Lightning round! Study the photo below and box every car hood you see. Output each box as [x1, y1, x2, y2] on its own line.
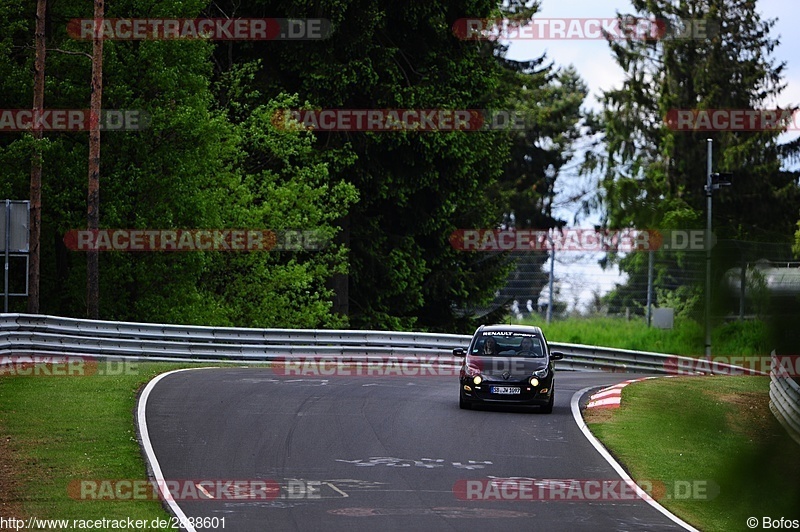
[466, 355, 548, 379]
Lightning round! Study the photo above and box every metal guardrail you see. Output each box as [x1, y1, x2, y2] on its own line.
[2, 313, 797, 443]
[769, 353, 800, 446]
[0, 313, 751, 373]
[0, 314, 469, 363]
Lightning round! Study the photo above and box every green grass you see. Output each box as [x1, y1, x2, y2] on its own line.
[0, 362, 203, 526]
[586, 376, 800, 531]
[520, 316, 770, 357]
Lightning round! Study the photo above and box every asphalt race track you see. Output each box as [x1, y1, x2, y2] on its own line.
[140, 368, 689, 531]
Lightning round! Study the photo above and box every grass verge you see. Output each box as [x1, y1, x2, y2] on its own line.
[585, 375, 800, 531]
[0, 361, 206, 526]
[521, 316, 770, 357]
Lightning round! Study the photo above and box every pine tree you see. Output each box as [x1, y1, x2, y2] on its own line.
[585, 0, 800, 314]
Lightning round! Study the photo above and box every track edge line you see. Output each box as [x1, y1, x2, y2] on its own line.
[570, 385, 700, 532]
[136, 368, 203, 532]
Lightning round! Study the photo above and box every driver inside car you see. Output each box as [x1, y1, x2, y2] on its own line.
[518, 337, 542, 357]
[482, 337, 498, 355]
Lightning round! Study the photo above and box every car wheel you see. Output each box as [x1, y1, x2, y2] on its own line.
[540, 389, 554, 414]
[459, 393, 471, 410]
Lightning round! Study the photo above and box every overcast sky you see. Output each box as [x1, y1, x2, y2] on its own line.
[507, 0, 798, 112]
[503, 0, 797, 313]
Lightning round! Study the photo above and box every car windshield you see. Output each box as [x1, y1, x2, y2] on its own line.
[471, 333, 545, 358]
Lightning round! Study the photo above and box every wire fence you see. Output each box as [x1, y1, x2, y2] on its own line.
[467, 239, 798, 322]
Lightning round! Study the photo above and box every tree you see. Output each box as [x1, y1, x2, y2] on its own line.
[205, 0, 588, 332]
[28, 0, 46, 314]
[489, 56, 587, 314]
[86, 0, 104, 319]
[1, 0, 587, 330]
[0, 0, 356, 326]
[585, 0, 800, 313]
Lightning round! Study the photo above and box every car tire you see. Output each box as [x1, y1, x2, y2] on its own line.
[459, 394, 471, 410]
[540, 389, 554, 414]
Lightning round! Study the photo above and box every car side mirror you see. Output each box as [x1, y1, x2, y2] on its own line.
[453, 348, 466, 357]
[549, 351, 564, 360]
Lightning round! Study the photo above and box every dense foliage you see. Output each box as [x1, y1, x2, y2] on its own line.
[1, 0, 586, 331]
[6, 0, 794, 332]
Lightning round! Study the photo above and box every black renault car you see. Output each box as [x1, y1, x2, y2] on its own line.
[454, 324, 564, 413]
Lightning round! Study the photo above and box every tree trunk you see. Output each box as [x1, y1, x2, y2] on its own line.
[87, 0, 103, 319]
[27, 0, 47, 314]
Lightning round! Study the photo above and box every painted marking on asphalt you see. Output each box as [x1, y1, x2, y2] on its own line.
[196, 483, 214, 499]
[325, 482, 350, 498]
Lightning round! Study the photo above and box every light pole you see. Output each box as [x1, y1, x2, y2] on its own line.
[705, 139, 712, 357]
[545, 166, 556, 324]
[704, 139, 731, 357]
[646, 249, 654, 327]
[547, 231, 554, 324]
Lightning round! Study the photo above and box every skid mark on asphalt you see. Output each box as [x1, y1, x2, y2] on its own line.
[335, 457, 493, 469]
[328, 507, 533, 518]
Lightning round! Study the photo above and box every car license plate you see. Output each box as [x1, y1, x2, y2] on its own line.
[491, 386, 521, 395]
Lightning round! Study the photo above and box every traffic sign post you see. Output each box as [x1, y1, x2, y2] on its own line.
[1, 200, 30, 312]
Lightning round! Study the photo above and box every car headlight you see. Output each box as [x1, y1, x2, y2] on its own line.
[473, 375, 482, 385]
[529, 376, 539, 387]
[534, 368, 548, 378]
